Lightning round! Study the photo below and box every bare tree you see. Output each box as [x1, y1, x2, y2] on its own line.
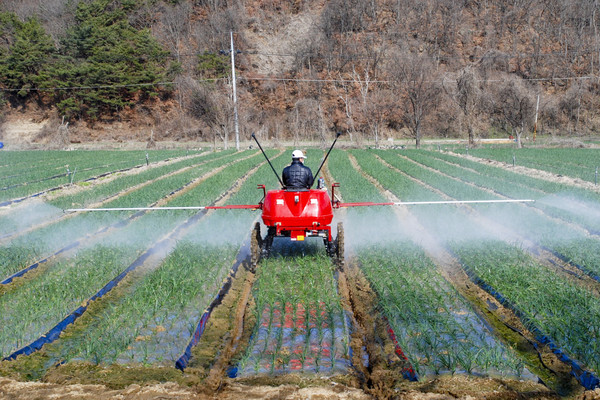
[321, 0, 370, 38]
[366, 88, 392, 148]
[560, 80, 587, 135]
[189, 84, 232, 149]
[444, 66, 481, 146]
[335, 74, 359, 143]
[158, 2, 192, 64]
[292, 21, 324, 73]
[293, 98, 322, 145]
[391, 52, 441, 148]
[195, 0, 229, 13]
[2, 0, 76, 44]
[194, 6, 245, 52]
[351, 66, 376, 145]
[496, 78, 535, 148]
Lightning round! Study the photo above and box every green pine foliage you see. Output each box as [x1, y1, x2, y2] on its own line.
[0, 1, 172, 120]
[197, 52, 229, 79]
[0, 13, 57, 98]
[54, 0, 170, 119]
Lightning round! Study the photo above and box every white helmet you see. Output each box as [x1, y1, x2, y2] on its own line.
[292, 150, 306, 159]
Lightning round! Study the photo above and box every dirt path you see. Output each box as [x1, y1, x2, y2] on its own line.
[1, 375, 377, 399]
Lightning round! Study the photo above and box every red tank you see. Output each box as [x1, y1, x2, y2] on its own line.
[261, 188, 334, 241]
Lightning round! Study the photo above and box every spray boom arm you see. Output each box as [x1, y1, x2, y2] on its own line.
[65, 204, 261, 212]
[334, 199, 535, 208]
[329, 182, 533, 208]
[65, 198, 534, 213]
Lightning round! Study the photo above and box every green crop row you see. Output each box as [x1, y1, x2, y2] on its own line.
[358, 243, 530, 378]
[1, 150, 266, 362]
[48, 150, 237, 210]
[424, 151, 566, 193]
[0, 151, 261, 279]
[349, 150, 439, 202]
[237, 247, 349, 375]
[0, 208, 204, 359]
[51, 240, 237, 366]
[0, 150, 190, 176]
[1, 149, 194, 183]
[409, 150, 600, 233]
[0, 244, 133, 358]
[359, 150, 600, 279]
[0, 150, 197, 201]
[374, 151, 497, 202]
[0, 150, 237, 238]
[453, 241, 600, 376]
[328, 149, 386, 203]
[462, 148, 600, 184]
[352, 150, 600, 372]
[37, 150, 279, 367]
[328, 150, 532, 378]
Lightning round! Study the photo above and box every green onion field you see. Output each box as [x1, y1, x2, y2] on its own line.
[1, 147, 599, 398]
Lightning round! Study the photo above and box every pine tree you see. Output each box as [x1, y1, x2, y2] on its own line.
[0, 13, 57, 99]
[55, 0, 170, 119]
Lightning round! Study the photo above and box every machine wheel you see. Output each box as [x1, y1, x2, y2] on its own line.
[250, 222, 262, 272]
[335, 222, 344, 265]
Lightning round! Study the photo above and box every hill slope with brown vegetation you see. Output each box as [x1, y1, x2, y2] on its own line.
[1, 0, 599, 148]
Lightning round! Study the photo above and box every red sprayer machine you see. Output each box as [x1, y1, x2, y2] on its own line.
[66, 133, 534, 268]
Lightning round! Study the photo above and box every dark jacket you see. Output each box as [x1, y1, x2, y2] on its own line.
[282, 160, 314, 189]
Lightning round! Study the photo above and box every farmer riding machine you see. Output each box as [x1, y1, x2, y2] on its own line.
[248, 133, 345, 268]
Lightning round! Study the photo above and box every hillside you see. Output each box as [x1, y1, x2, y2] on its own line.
[1, 0, 600, 148]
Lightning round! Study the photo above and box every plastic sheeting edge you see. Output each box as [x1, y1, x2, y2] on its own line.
[175, 247, 246, 371]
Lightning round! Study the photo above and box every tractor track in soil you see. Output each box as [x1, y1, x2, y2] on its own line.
[391, 153, 600, 296]
[0, 151, 262, 288]
[0, 151, 237, 244]
[174, 246, 369, 397]
[346, 154, 580, 397]
[322, 161, 406, 399]
[174, 157, 373, 398]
